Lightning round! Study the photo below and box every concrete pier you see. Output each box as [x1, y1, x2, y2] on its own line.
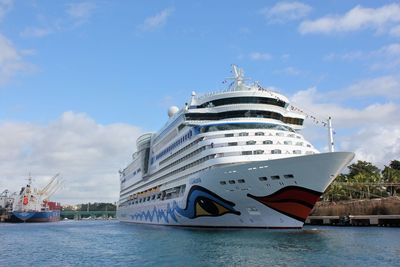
[306, 215, 400, 227]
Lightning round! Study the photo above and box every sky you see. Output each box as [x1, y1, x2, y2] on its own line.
[0, 1, 399, 204]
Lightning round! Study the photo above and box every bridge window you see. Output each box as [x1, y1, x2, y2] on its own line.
[186, 110, 303, 125]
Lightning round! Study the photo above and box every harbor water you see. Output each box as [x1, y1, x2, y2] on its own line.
[0, 220, 399, 266]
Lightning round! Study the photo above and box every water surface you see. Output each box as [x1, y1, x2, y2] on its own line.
[0, 220, 398, 266]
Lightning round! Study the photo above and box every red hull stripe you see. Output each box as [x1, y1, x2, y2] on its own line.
[247, 186, 322, 222]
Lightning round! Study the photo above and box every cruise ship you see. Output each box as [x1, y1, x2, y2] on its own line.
[117, 66, 354, 228]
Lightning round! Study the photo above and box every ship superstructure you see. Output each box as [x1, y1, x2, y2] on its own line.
[117, 66, 354, 228]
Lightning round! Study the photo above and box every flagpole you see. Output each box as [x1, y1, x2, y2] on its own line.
[328, 117, 335, 152]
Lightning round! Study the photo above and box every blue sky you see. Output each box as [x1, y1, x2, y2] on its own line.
[1, 1, 399, 203]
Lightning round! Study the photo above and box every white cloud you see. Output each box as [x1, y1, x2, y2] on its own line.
[0, 33, 33, 85]
[391, 25, 400, 37]
[276, 66, 301, 76]
[20, 27, 52, 38]
[138, 7, 174, 32]
[341, 126, 400, 166]
[66, 2, 96, 25]
[0, 112, 143, 204]
[249, 52, 272, 61]
[345, 76, 400, 98]
[299, 4, 400, 35]
[324, 43, 400, 71]
[290, 81, 400, 167]
[261, 1, 312, 23]
[0, 0, 13, 21]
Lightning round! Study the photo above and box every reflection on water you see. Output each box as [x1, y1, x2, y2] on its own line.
[0, 221, 399, 266]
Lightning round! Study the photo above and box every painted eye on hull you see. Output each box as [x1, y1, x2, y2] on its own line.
[195, 197, 230, 217]
[176, 185, 240, 219]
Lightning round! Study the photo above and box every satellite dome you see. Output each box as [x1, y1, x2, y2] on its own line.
[168, 106, 179, 117]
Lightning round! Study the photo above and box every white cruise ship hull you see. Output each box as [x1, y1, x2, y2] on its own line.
[117, 152, 354, 228]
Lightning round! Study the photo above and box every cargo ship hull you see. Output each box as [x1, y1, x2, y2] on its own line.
[11, 210, 60, 223]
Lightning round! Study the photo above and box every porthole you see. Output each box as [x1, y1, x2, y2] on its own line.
[259, 176, 268, 181]
[284, 174, 294, 179]
[220, 181, 227, 185]
[238, 179, 245, 184]
[271, 175, 280, 180]
[228, 180, 236, 184]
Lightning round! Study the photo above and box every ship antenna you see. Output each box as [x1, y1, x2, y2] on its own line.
[227, 64, 250, 91]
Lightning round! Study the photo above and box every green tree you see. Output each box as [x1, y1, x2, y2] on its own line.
[382, 160, 400, 196]
[389, 160, 400, 170]
[348, 160, 381, 180]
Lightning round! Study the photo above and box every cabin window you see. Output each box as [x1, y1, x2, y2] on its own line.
[254, 150, 264, 155]
[284, 174, 294, 179]
[220, 181, 226, 185]
[246, 140, 256, 145]
[271, 149, 282, 154]
[238, 179, 245, 183]
[242, 151, 252, 155]
[263, 140, 273, 145]
[228, 180, 236, 184]
[271, 175, 280, 180]
[239, 132, 249, 136]
[259, 177, 267, 181]
[255, 132, 264, 136]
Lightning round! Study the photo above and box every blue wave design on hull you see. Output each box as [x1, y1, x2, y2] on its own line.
[130, 203, 178, 223]
[128, 186, 240, 223]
